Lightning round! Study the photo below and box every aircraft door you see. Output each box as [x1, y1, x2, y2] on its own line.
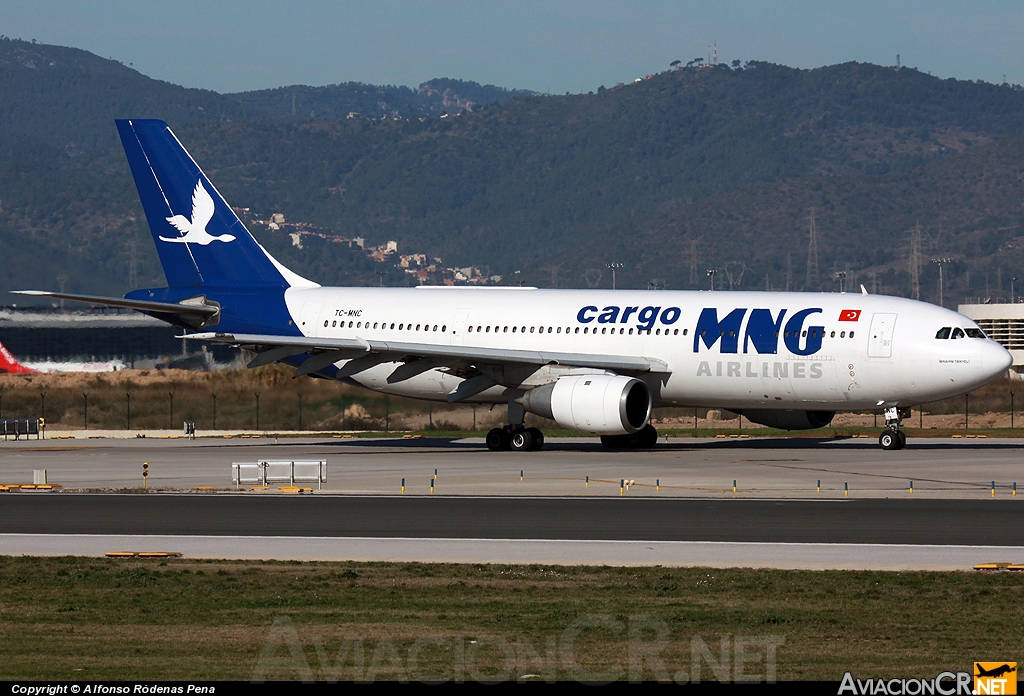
[297, 301, 323, 336]
[452, 309, 471, 346]
[867, 313, 897, 358]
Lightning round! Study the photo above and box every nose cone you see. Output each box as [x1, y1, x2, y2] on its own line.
[983, 340, 1014, 380]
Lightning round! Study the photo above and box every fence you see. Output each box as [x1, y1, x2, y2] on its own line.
[1, 418, 43, 441]
[232, 460, 327, 489]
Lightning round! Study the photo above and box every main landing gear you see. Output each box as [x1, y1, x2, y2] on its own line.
[878, 406, 909, 451]
[487, 393, 546, 451]
[600, 424, 659, 449]
[486, 425, 545, 452]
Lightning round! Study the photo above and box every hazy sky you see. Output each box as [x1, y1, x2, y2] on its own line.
[2, 1, 1022, 93]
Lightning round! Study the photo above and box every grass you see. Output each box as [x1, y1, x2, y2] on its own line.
[0, 557, 1020, 681]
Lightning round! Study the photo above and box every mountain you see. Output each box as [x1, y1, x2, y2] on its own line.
[0, 38, 249, 151]
[229, 78, 536, 120]
[3, 38, 1024, 307]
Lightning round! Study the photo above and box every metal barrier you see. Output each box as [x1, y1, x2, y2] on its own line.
[1, 418, 43, 441]
[232, 460, 327, 489]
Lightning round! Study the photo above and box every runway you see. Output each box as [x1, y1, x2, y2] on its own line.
[2, 435, 1024, 498]
[2, 495, 1022, 544]
[1, 436, 1022, 569]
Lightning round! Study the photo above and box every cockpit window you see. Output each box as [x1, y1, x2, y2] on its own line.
[965, 328, 986, 339]
[951, 327, 965, 339]
[935, 327, 951, 339]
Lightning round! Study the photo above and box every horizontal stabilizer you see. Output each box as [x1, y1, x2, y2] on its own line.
[11, 291, 219, 317]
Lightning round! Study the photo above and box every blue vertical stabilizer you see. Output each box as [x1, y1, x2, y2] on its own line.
[116, 119, 313, 290]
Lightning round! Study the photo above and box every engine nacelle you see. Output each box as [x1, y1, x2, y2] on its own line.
[740, 409, 835, 431]
[521, 374, 652, 435]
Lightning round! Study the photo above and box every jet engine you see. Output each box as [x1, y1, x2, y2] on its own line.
[521, 374, 652, 435]
[740, 409, 835, 430]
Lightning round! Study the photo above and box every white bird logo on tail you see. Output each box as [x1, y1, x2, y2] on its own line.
[160, 180, 236, 245]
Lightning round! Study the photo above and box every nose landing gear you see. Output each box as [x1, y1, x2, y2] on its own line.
[878, 406, 910, 450]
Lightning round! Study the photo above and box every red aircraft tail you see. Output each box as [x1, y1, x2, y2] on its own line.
[0, 341, 35, 374]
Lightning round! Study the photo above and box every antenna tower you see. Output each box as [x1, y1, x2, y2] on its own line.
[909, 222, 921, 300]
[805, 209, 819, 288]
[688, 238, 700, 287]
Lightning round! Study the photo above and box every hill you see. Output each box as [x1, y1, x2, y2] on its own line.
[229, 78, 536, 120]
[3, 39, 1024, 307]
[0, 38, 249, 151]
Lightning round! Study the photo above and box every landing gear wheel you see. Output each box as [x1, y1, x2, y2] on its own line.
[601, 434, 626, 449]
[601, 424, 659, 449]
[896, 430, 907, 450]
[509, 429, 534, 452]
[526, 427, 545, 451]
[486, 427, 509, 452]
[879, 430, 900, 451]
[636, 424, 658, 448]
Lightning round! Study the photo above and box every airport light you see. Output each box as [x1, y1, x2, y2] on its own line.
[931, 258, 952, 308]
[375, 270, 388, 287]
[1012, 277, 1018, 303]
[707, 269, 717, 291]
[835, 271, 847, 293]
[605, 262, 624, 290]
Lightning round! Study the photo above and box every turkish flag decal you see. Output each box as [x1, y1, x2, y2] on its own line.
[839, 309, 862, 322]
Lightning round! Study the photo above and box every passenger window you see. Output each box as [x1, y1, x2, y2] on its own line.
[530, 327, 535, 333]
[433, 325, 438, 331]
[673, 329, 679, 335]
[935, 327, 951, 339]
[683, 329, 688, 336]
[442, 325, 446, 332]
[575, 327, 580, 334]
[601, 327, 607, 334]
[951, 328, 965, 339]
[485, 326, 490, 333]
[840, 331, 845, 338]
[584, 327, 588, 334]
[849, 331, 854, 338]
[504, 326, 508, 333]
[332, 320, 337, 327]
[830, 331, 835, 338]
[324, 320, 328, 327]
[557, 327, 562, 333]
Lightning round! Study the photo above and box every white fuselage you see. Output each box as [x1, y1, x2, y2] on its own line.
[283, 287, 1012, 410]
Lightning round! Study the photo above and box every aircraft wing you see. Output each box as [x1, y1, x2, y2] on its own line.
[186, 331, 668, 373]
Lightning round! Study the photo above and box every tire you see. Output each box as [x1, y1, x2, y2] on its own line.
[509, 429, 534, 452]
[601, 434, 627, 449]
[486, 427, 509, 451]
[526, 427, 544, 451]
[636, 424, 658, 448]
[879, 430, 899, 450]
[896, 430, 907, 450]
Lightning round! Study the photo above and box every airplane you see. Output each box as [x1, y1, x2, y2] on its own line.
[0, 341, 35, 374]
[13, 119, 1014, 451]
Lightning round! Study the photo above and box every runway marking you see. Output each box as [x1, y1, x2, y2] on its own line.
[2, 532, 1021, 550]
[739, 461, 993, 488]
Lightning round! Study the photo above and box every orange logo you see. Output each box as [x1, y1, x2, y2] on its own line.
[975, 663, 1017, 695]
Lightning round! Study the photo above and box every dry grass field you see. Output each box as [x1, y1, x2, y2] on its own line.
[0, 557, 1020, 682]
